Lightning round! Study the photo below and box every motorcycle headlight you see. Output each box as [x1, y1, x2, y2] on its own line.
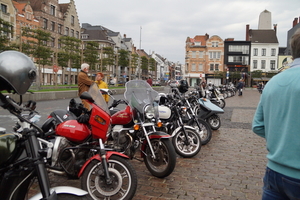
[144, 105, 155, 119]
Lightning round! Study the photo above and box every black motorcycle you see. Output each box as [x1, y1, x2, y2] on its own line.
[0, 94, 87, 200]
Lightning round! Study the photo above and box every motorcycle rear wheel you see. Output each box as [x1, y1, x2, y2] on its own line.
[81, 155, 137, 200]
[144, 138, 176, 178]
[172, 127, 201, 158]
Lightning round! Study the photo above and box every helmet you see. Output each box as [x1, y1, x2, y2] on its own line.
[178, 79, 189, 93]
[0, 51, 36, 95]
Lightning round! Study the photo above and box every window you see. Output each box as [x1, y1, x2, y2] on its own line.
[229, 45, 249, 54]
[50, 37, 55, 47]
[198, 64, 203, 71]
[270, 60, 275, 70]
[71, 15, 75, 25]
[58, 24, 62, 34]
[199, 51, 203, 58]
[58, 39, 61, 48]
[51, 21, 55, 31]
[71, 29, 74, 37]
[215, 64, 219, 71]
[50, 5, 55, 16]
[191, 63, 196, 71]
[261, 60, 266, 69]
[271, 48, 276, 56]
[212, 42, 218, 47]
[76, 31, 79, 39]
[1, 4, 7, 13]
[43, 18, 48, 29]
[65, 27, 69, 36]
[192, 51, 196, 58]
[262, 48, 266, 56]
[210, 64, 214, 71]
[253, 60, 257, 69]
[194, 42, 201, 46]
[253, 48, 258, 56]
[209, 51, 221, 59]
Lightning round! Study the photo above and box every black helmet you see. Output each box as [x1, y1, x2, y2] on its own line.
[178, 79, 189, 93]
[0, 51, 36, 95]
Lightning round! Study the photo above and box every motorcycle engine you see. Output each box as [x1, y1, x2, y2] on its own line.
[111, 125, 131, 152]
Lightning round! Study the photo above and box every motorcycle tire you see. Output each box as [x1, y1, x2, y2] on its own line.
[144, 138, 176, 178]
[207, 114, 221, 130]
[218, 99, 226, 109]
[57, 193, 88, 199]
[172, 127, 201, 158]
[187, 118, 212, 145]
[81, 155, 137, 200]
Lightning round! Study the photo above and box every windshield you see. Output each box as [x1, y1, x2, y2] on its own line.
[88, 83, 110, 114]
[124, 80, 159, 114]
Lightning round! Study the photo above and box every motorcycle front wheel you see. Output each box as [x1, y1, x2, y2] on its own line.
[218, 99, 226, 109]
[81, 155, 137, 200]
[188, 118, 212, 145]
[144, 138, 176, 178]
[172, 127, 201, 158]
[207, 114, 221, 130]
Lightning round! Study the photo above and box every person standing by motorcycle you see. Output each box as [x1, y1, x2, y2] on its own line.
[252, 28, 300, 200]
[147, 77, 153, 86]
[236, 79, 244, 96]
[78, 63, 94, 110]
[95, 72, 109, 103]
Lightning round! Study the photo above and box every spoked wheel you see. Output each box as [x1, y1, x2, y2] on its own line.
[188, 118, 212, 145]
[207, 114, 221, 130]
[81, 155, 137, 200]
[172, 127, 201, 158]
[144, 138, 176, 178]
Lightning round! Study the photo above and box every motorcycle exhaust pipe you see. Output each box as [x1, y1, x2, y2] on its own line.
[47, 168, 66, 176]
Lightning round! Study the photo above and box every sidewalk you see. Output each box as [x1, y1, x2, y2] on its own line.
[30, 89, 266, 200]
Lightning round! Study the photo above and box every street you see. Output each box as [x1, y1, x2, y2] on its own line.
[0, 88, 267, 200]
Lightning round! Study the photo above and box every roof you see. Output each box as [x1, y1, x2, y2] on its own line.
[59, 3, 69, 13]
[249, 29, 278, 43]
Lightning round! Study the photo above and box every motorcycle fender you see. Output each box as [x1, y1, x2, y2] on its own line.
[171, 126, 196, 137]
[77, 151, 130, 177]
[29, 186, 88, 200]
[141, 131, 172, 158]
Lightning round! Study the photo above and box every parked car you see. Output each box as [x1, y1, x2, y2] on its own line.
[169, 80, 179, 88]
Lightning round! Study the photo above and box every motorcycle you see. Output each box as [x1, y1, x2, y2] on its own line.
[0, 93, 88, 200]
[171, 88, 213, 145]
[188, 91, 224, 130]
[207, 85, 226, 109]
[42, 83, 138, 200]
[157, 93, 201, 158]
[105, 80, 177, 178]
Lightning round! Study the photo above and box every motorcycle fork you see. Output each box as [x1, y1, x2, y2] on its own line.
[185, 100, 203, 133]
[175, 107, 190, 145]
[98, 138, 112, 184]
[141, 123, 158, 160]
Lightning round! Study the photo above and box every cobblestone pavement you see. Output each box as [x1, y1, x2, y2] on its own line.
[30, 88, 267, 200]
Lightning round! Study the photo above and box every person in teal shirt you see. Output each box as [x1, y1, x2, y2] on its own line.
[252, 28, 300, 200]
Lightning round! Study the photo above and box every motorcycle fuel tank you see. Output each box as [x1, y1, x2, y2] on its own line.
[56, 120, 91, 143]
[0, 133, 17, 166]
[158, 105, 171, 119]
[111, 106, 133, 125]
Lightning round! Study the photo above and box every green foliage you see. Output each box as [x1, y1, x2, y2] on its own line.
[251, 70, 263, 78]
[141, 56, 148, 70]
[83, 41, 99, 70]
[118, 49, 129, 67]
[149, 58, 156, 72]
[130, 54, 139, 69]
[102, 47, 115, 67]
[0, 19, 13, 51]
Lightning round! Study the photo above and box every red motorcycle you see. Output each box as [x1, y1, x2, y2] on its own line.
[42, 83, 137, 200]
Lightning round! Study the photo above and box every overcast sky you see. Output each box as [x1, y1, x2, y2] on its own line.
[60, 0, 300, 64]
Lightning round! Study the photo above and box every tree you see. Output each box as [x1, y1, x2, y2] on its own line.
[130, 53, 139, 80]
[141, 56, 148, 78]
[251, 70, 263, 78]
[0, 18, 13, 51]
[148, 58, 156, 78]
[118, 49, 129, 67]
[59, 36, 81, 85]
[83, 41, 99, 71]
[101, 47, 115, 76]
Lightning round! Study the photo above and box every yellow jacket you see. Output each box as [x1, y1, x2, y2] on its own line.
[95, 80, 109, 103]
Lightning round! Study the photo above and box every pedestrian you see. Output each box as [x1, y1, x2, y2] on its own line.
[252, 28, 300, 200]
[95, 72, 109, 103]
[77, 63, 94, 110]
[147, 77, 153, 86]
[236, 79, 244, 96]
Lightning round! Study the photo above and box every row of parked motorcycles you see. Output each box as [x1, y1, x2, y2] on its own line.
[0, 51, 229, 200]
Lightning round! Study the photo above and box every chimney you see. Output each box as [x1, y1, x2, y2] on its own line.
[246, 24, 250, 41]
[205, 33, 209, 40]
[124, 34, 126, 38]
[293, 17, 298, 27]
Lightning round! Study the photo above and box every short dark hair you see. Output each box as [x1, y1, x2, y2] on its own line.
[290, 28, 300, 59]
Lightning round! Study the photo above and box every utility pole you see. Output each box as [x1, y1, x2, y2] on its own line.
[138, 26, 142, 80]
